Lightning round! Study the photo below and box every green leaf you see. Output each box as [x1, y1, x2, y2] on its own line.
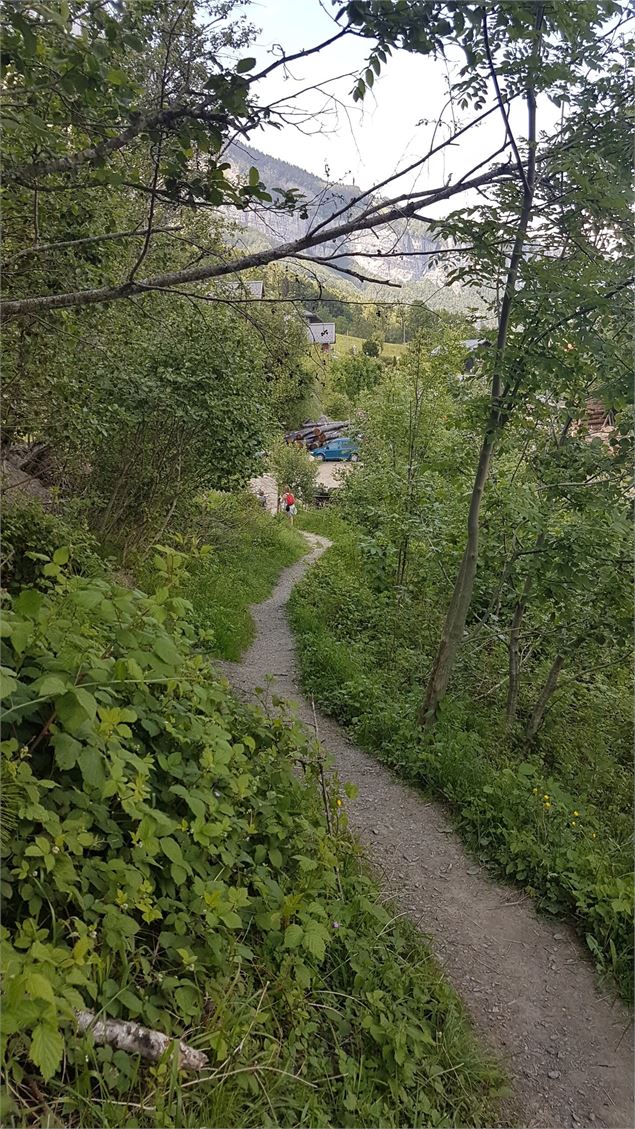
[26, 973, 55, 1004]
[73, 587, 103, 610]
[34, 674, 69, 698]
[171, 863, 188, 885]
[175, 984, 199, 1016]
[268, 847, 282, 868]
[302, 920, 329, 961]
[56, 691, 90, 732]
[283, 923, 303, 949]
[14, 589, 44, 618]
[53, 733, 82, 770]
[161, 837, 184, 864]
[248, 165, 259, 187]
[52, 547, 70, 565]
[74, 688, 97, 720]
[30, 1023, 63, 1080]
[0, 668, 19, 699]
[153, 637, 181, 667]
[235, 57, 256, 73]
[78, 747, 105, 788]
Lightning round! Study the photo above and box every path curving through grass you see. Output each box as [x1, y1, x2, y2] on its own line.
[222, 533, 634, 1129]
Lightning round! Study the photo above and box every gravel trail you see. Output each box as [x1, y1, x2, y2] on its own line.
[222, 534, 634, 1129]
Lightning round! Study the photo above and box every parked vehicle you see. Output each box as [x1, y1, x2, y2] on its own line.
[310, 437, 360, 462]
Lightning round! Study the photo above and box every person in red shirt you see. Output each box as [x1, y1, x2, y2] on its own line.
[280, 487, 297, 524]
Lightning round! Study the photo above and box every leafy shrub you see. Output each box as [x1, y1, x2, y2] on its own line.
[0, 554, 502, 1126]
[290, 545, 635, 1001]
[1, 501, 101, 591]
[267, 436, 318, 503]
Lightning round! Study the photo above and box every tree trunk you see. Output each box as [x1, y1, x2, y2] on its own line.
[418, 430, 495, 725]
[525, 654, 564, 741]
[505, 416, 571, 724]
[506, 596, 524, 725]
[505, 542, 542, 725]
[418, 27, 542, 729]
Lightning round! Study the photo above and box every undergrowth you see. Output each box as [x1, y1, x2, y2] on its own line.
[0, 508, 504, 1127]
[289, 532, 634, 1002]
[150, 492, 306, 661]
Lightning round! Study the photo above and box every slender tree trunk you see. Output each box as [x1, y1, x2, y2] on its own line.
[506, 598, 524, 725]
[525, 654, 564, 741]
[418, 429, 495, 724]
[505, 540, 542, 724]
[419, 24, 542, 729]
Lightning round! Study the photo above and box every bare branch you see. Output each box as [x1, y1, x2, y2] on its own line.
[250, 26, 351, 84]
[4, 227, 183, 265]
[75, 1010, 208, 1072]
[1, 164, 514, 316]
[482, 8, 529, 195]
[290, 253, 402, 287]
[307, 98, 513, 239]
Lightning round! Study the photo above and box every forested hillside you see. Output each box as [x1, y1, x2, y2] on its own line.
[1, 1, 633, 1126]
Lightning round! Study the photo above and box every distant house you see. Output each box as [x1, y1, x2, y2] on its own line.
[431, 338, 489, 375]
[214, 278, 265, 299]
[246, 280, 264, 299]
[585, 399, 615, 436]
[303, 309, 336, 349]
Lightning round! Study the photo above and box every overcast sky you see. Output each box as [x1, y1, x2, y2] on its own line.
[243, 0, 559, 214]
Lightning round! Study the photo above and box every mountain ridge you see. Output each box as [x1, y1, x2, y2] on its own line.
[227, 141, 441, 284]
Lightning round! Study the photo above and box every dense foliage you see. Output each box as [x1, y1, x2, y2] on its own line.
[267, 438, 319, 508]
[1, 0, 633, 1122]
[0, 534, 502, 1127]
[290, 335, 634, 999]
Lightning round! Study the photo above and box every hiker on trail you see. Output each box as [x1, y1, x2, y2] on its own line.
[255, 488, 267, 509]
[280, 487, 297, 525]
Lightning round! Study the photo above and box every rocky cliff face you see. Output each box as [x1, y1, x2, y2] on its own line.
[227, 143, 440, 283]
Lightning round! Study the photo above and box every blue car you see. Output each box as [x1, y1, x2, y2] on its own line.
[311, 437, 360, 462]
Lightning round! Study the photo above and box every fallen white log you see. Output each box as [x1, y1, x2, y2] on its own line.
[75, 1010, 209, 1071]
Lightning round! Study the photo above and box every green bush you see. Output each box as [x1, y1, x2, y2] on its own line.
[290, 544, 635, 1001]
[1, 501, 102, 591]
[1, 553, 503, 1126]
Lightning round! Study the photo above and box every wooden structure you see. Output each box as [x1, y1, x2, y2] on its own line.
[284, 417, 348, 450]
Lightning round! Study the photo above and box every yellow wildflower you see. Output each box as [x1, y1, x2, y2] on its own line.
[336, 799, 342, 807]
[532, 787, 538, 795]
[543, 794, 549, 801]
[544, 802, 552, 809]
[592, 832, 597, 839]
[571, 820, 577, 827]
[573, 810, 579, 817]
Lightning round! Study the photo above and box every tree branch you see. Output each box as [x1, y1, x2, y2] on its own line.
[482, 7, 529, 195]
[4, 226, 183, 264]
[4, 104, 226, 184]
[1, 164, 513, 316]
[290, 253, 402, 287]
[75, 1010, 208, 1071]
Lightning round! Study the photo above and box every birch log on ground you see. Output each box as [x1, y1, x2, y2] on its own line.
[75, 1010, 209, 1071]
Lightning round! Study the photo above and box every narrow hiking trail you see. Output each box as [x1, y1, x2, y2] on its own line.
[222, 534, 634, 1129]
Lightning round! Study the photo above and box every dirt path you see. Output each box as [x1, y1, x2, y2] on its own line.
[222, 534, 634, 1129]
